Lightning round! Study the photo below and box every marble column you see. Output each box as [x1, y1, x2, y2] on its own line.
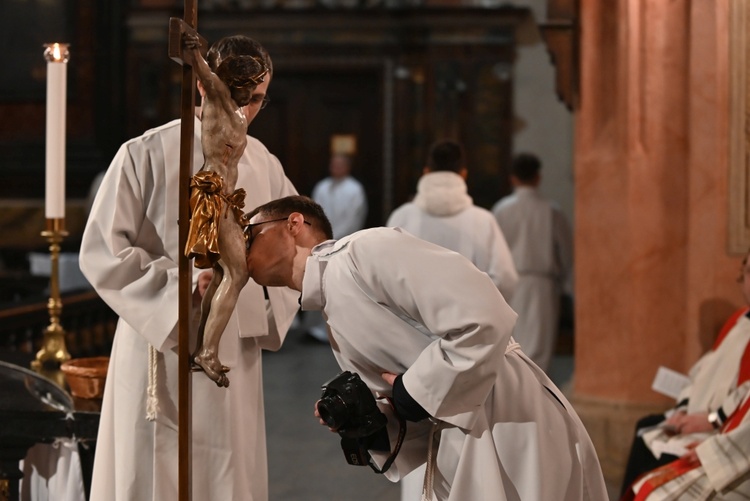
[571, 0, 738, 484]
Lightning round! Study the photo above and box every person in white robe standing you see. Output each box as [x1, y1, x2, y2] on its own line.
[244, 195, 608, 501]
[492, 152, 573, 372]
[305, 152, 368, 342]
[387, 139, 517, 301]
[79, 35, 299, 501]
[387, 139, 517, 499]
[311, 152, 367, 240]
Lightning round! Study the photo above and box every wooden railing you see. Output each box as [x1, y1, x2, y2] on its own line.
[0, 289, 117, 359]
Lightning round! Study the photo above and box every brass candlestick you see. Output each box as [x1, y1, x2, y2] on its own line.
[32, 218, 71, 369]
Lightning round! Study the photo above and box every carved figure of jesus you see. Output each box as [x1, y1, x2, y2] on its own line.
[182, 33, 269, 387]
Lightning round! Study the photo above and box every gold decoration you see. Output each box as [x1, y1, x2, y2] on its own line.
[184, 171, 248, 268]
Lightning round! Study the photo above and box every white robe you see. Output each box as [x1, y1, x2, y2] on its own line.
[311, 175, 367, 238]
[79, 117, 299, 501]
[300, 227, 607, 501]
[492, 186, 573, 371]
[387, 171, 518, 301]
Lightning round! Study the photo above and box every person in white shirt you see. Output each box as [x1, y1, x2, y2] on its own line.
[311, 153, 367, 239]
[304, 153, 368, 342]
[79, 35, 299, 501]
[492, 153, 573, 372]
[244, 195, 608, 501]
[387, 139, 518, 301]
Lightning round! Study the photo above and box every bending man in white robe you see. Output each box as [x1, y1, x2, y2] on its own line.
[80, 36, 299, 501]
[244, 195, 608, 501]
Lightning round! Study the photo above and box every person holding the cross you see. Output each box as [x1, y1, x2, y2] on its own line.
[80, 35, 299, 501]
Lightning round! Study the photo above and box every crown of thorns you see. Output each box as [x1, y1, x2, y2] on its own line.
[216, 55, 269, 90]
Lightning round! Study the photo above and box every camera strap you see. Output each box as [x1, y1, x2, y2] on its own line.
[368, 397, 407, 475]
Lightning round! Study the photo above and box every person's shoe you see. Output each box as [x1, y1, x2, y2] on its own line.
[306, 326, 329, 344]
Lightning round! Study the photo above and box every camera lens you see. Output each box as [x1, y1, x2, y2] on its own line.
[317, 395, 348, 430]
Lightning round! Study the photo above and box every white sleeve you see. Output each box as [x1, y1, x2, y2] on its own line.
[698, 414, 750, 492]
[80, 142, 180, 351]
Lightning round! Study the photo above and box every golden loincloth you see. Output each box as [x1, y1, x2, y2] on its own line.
[184, 170, 249, 269]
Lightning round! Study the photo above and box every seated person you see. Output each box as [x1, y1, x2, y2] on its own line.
[244, 195, 608, 501]
[620, 250, 750, 494]
[621, 381, 750, 500]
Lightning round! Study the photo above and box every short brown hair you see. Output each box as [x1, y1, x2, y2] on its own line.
[247, 196, 334, 241]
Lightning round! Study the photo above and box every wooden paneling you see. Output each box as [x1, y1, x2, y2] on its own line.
[126, 7, 528, 220]
[0, 1, 127, 201]
[540, 0, 579, 111]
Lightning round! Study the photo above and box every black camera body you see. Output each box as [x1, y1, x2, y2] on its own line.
[318, 371, 390, 467]
[318, 371, 388, 438]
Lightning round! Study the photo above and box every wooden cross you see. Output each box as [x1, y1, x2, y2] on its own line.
[168, 10, 207, 501]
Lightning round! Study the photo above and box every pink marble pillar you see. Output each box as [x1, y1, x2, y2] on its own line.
[572, 0, 738, 482]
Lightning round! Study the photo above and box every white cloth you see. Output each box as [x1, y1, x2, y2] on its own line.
[300, 227, 607, 501]
[79, 117, 299, 501]
[20, 439, 85, 501]
[311, 175, 367, 238]
[387, 171, 518, 301]
[492, 186, 573, 371]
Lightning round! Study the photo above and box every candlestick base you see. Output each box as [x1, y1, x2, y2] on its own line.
[32, 322, 71, 371]
[32, 219, 71, 370]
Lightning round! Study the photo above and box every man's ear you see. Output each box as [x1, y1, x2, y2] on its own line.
[288, 212, 306, 236]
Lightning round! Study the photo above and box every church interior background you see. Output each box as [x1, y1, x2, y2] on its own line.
[0, 0, 745, 496]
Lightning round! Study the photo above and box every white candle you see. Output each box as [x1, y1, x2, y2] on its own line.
[44, 43, 70, 219]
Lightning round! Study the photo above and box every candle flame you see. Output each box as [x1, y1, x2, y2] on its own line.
[43, 43, 70, 63]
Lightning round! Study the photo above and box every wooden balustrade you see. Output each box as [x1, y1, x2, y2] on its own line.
[0, 289, 117, 360]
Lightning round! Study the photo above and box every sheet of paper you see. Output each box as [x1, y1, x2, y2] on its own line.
[651, 366, 691, 400]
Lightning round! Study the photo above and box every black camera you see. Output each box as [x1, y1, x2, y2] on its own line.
[318, 371, 390, 468]
[318, 371, 387, 438]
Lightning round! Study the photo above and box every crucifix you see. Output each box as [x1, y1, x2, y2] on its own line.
[167, 8, 206, 500]
[166, 7, 270, 498]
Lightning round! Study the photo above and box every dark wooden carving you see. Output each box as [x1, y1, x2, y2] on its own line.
[124, 7, 529, 218]
[540, 0, 580, 110]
